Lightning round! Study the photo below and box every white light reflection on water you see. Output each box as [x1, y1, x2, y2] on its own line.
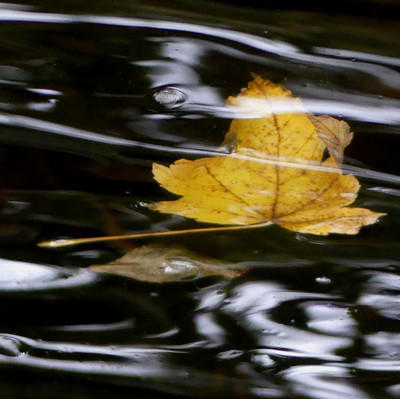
[0, 258, 98, 291]
[369, 187, 400, 197]
[0, 10, 398, 123]
[0, 333, 270, 396]
[4, 110, 399, 187]
[355, 359, 400, 372]
[220, 282, 349, 361]
[0, 333, 183, 377]
[194, 313, 226, 347]
[314, 47, 400, 68]
[364, 331, 400, 358]
[282, 364, 369, 399]
[302, 302, 356, 337]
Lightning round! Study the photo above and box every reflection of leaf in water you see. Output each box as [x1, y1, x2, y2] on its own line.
[91, 244, 241, 282]
[150, 75, 385, 235]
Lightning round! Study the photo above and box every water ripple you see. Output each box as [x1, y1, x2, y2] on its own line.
[0, 258, 97, 291]
[0, 4, 399, 398]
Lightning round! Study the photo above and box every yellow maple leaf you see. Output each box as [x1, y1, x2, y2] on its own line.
[152, 76, 384, 235]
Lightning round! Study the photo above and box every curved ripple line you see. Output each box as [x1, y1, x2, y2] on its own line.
[0, 258, 99, 291]
[0, 111, 224, 157]
[0, 9, 395, 123]
[0, 111, 398, 186]
[0, 10, 295, 56]
[0, 112, 144, 146]
[314, 47, 400, 68]
[1, 10, 399, 86]
[0, 334, 183, 357]
[189, 98, 400, 125]
[0, 334, 255, 395]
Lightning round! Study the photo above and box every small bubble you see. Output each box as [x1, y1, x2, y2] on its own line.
[231, 180, 237, 184]
[315, 276, 332, 285]
[153, 87, 186, 108]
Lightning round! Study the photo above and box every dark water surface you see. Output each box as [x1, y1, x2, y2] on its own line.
[1, 1, 400, 398]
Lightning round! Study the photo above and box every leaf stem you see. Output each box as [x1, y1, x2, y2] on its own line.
[38, 222, 272, 248]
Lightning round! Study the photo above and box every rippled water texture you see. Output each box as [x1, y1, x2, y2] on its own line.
[0, 1, 400, 398]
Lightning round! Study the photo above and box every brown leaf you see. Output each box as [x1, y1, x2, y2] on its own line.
[90, 244, 242, 283]
[308, 114, 353, 165]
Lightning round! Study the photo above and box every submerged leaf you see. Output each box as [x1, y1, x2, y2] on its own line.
[149, 75, 384, 235]
[91, 244, 241, 282]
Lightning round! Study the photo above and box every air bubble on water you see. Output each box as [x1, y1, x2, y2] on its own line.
[163, 260, 198, 275]
[316, 276, 332, 285]
[153, 87, 186, 108]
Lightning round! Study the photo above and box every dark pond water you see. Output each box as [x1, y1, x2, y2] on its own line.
[1, 1, 400, 398]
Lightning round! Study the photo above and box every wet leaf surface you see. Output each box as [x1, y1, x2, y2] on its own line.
[151, 76, 385, 235]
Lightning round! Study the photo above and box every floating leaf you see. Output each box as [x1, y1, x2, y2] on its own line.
[91, 244, 242, 282]
[150, 75, 385, 235]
